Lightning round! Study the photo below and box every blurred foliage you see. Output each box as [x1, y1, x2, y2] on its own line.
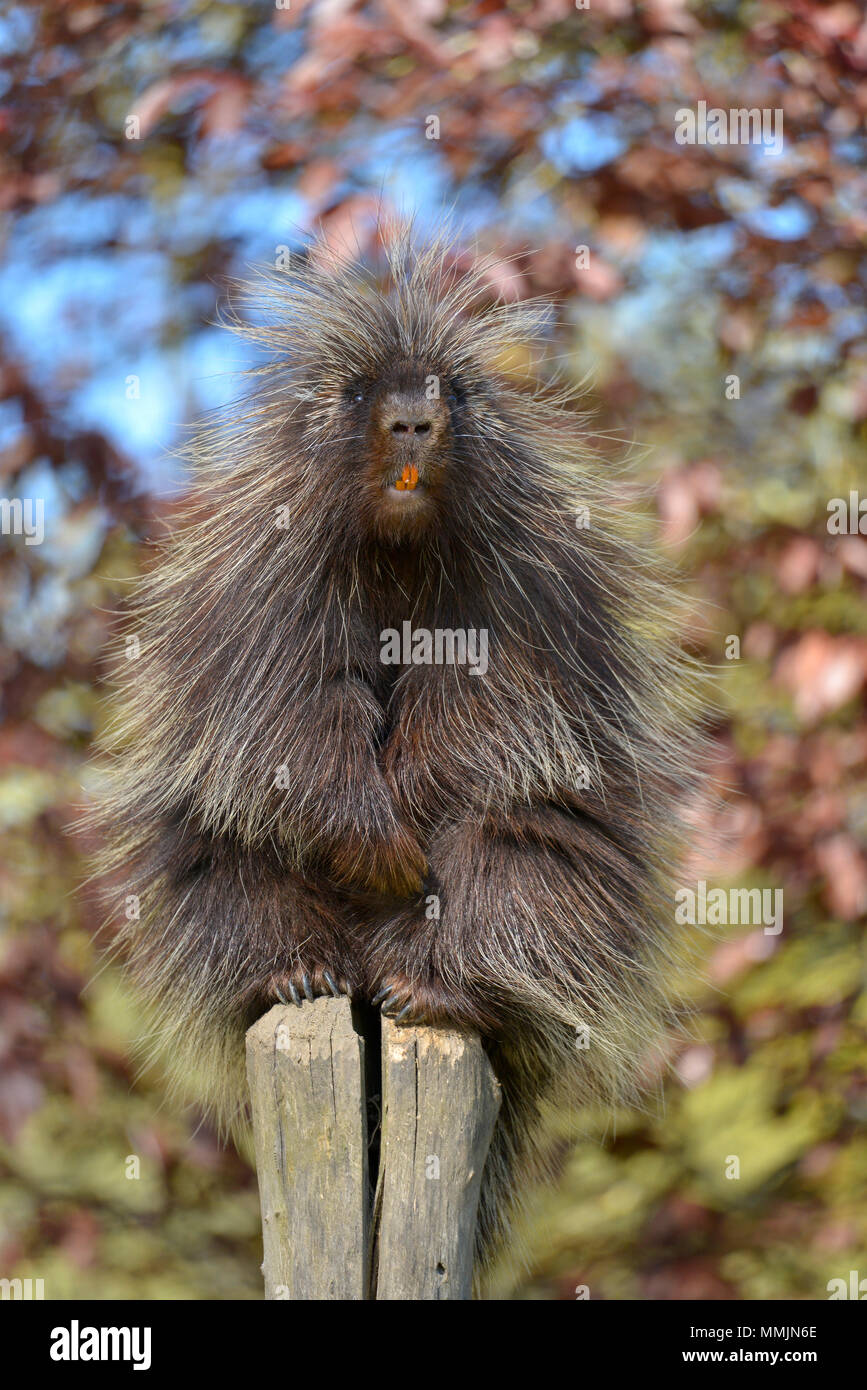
[1, 0, 866, 1300]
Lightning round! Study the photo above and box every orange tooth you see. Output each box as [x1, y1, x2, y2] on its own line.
[395, 464, 418, 492]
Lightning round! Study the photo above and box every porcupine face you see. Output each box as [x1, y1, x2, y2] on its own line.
[251, 237, 520, 549]
[339, 352, 462, 544]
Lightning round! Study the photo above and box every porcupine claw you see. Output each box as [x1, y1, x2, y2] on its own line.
[272, 968, 352, 1007]
[373, 982, 416, 1022]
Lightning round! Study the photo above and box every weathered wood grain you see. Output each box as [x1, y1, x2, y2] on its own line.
[373, 1017, 502, 1301]
[247, 998, 501, 1300]
[245, 998, 369, 1300]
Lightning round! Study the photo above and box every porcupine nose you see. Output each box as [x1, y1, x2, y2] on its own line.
[380, 389, 446, 452]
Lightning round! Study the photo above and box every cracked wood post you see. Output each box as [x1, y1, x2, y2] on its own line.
[373, 1015, 502, 1300]
[246, 996, 501, 1300]
[245, 998, 370, 1300]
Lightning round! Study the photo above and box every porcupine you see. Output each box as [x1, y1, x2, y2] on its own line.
[93, 224, 703, 1274]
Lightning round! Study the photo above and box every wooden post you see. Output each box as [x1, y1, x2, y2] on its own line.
[246, 997, 501, 1300]
[374, 1016, 502, 1300]
[245, 998, 370, 1299]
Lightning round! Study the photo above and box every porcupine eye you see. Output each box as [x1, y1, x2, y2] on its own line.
[344, 381, 366, 406]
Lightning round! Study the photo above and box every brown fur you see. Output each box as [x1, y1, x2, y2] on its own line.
[91, 225, 705, 1272]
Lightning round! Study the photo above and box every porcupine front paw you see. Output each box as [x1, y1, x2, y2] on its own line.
[371, 973, 492, 1030]
[267, 964, 353, 1007]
